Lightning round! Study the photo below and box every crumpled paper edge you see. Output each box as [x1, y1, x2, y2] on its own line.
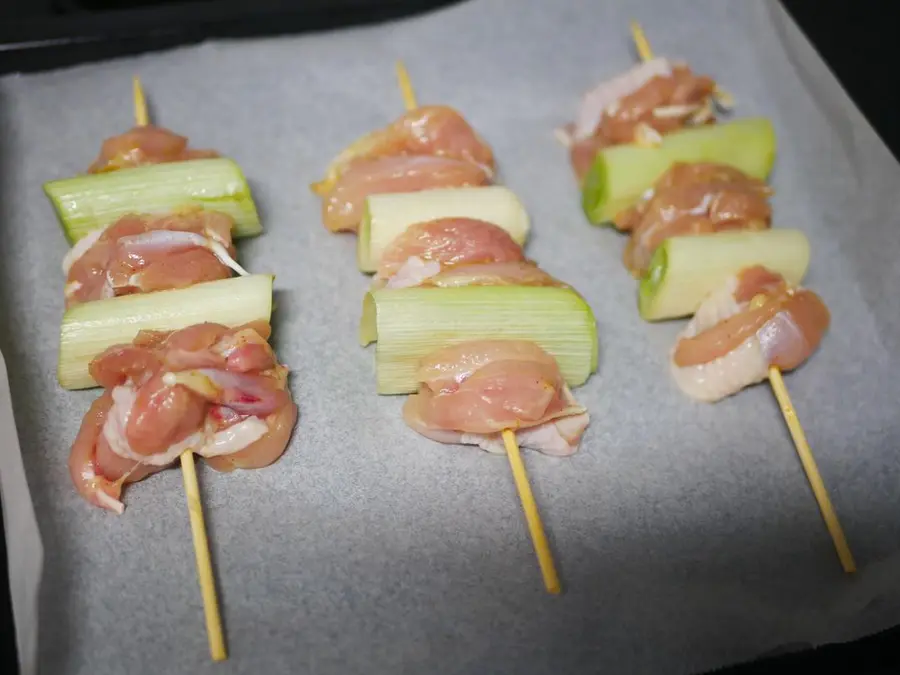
[0, 348, 43, 675]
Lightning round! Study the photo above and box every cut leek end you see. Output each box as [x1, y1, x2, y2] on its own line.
[581, 117, 777, 226]
[637, 245, 668, 321]
[58, 274, 275, 390]
[637, 228, 811, 322]
[359, 292, 377, 346]
[359, 186, 531, 272]
[363, 285, 599, 395]
[581, 158, 616, 227]
[43, 158, 263, 245]
[588, 299, 599, 374]
[357, 207, 377, 274]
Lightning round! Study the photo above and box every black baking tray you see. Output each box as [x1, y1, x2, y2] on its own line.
[0, 0, 466, 75]
[1, 1, 898, 674]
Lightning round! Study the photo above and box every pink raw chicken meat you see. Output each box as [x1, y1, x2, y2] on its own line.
[87, 123, 219, 174]
[403, 340, 590, 456]
[377, 218, 526, 289]
[313, 105, 495, 191]
[670, 266, 830, 402]
[319, 155, 492, 233]
[415, 260, 570, 289]
[559, 58, 721, 183]
[63, 208, 243, 307]
[616, 162, 773, 277]
[69, 321, 298, 514]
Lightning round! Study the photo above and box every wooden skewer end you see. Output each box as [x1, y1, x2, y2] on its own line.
[502, 429, 562, 594]
[766, 367, 856, 574]
[133, 75, 150, 127]
[180, 450, 228, 660]
[395, 60, 419, 112]
[629, 20, 654, 62]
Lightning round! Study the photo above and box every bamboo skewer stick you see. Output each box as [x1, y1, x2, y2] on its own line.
[629, 21, 654, 63]
[629, 21, 732, 107]
[133, 76, 230, 658]
[133, 75, 149, 127]
[768, 368, 855, 572]
[393, 61, 562, 594]
[502, 429, 562, 594]
[395, 60, 419, 112]
[627, 25, 855, 573]
[180, 450, 228, 660]
[749, 295, 855, 574]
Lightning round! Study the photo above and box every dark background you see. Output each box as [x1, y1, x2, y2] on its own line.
[1, 1, 898, 673]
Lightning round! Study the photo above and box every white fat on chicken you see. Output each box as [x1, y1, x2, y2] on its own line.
[102, 384, 269, 466]
[669, 277, 769, 402]
[633, 193, 714, 251]
[64, 226, 248, 293]
[117, 230, 249, 277]
[571, 57, 672, 141]
[80, 462, 126, 515]
[95, 489, 126, 515]
[63, 280, 82, 297]
[416, 411, 590, 457]
[651, 103, 703, 119]
[199, 418, 269, 458]
[384, 256, 442, 289]
[62, 226, 107, 274]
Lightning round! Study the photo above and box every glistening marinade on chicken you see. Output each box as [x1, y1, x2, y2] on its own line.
[63, 208, 246, 307]
[614, 162, 774, 277]
[315, 105, 496, 233]
[87, 123, 220, 174]
[320, 155, 492, 233]
[557, 57, 726, 183]
[670, 266, 830, 402]
[374, 217, 527, 289]
[313, 105, 495, 192]
[69, 321, 298, 514]
[414, 260, 570, 289]
[377, 218, 525, 278]
[403, 340, 590, 456]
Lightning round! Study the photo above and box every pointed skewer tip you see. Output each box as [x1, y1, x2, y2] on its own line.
[395, 60, 418, 111]
[133, 75, 149, 127]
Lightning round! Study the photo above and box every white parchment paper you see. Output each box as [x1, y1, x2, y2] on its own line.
[1, 1, 899, 674]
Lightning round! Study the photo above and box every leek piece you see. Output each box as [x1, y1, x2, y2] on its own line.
[581, 117, 776, 225]
[360, 286, 598, 394]
[43, 158, 262, 244]
[58, 274, 274, 390]
[357, 186, 531, 273]
[638, 229, 811, 322]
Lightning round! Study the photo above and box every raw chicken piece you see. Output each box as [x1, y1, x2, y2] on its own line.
[88, 124, 219, 174]
[205, 402, 299, 472]
[616, 162, 773, 277]
[70, 322, 297, 513]
[69, 392, 160, 515]
[670, 266, 830, 402]
[416, 260, 569, 289]
[403, 340, 590, 456]
[377, 218, 525, 284]
[313, 105, 495, 194]
[64, 209, 243, 307]
[568, 58, 675, 142]
[416, 340, 560, 392]
[559, 59, 722, 183]
[320, 155, 491, 233]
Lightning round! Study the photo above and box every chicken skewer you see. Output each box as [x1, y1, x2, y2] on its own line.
[395, 61, 562, 594]
[629, 24, 855, 574]
[133, 76, 229, 658]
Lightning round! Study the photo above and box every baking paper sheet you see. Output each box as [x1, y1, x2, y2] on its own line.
[2, 1, 900, 673]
